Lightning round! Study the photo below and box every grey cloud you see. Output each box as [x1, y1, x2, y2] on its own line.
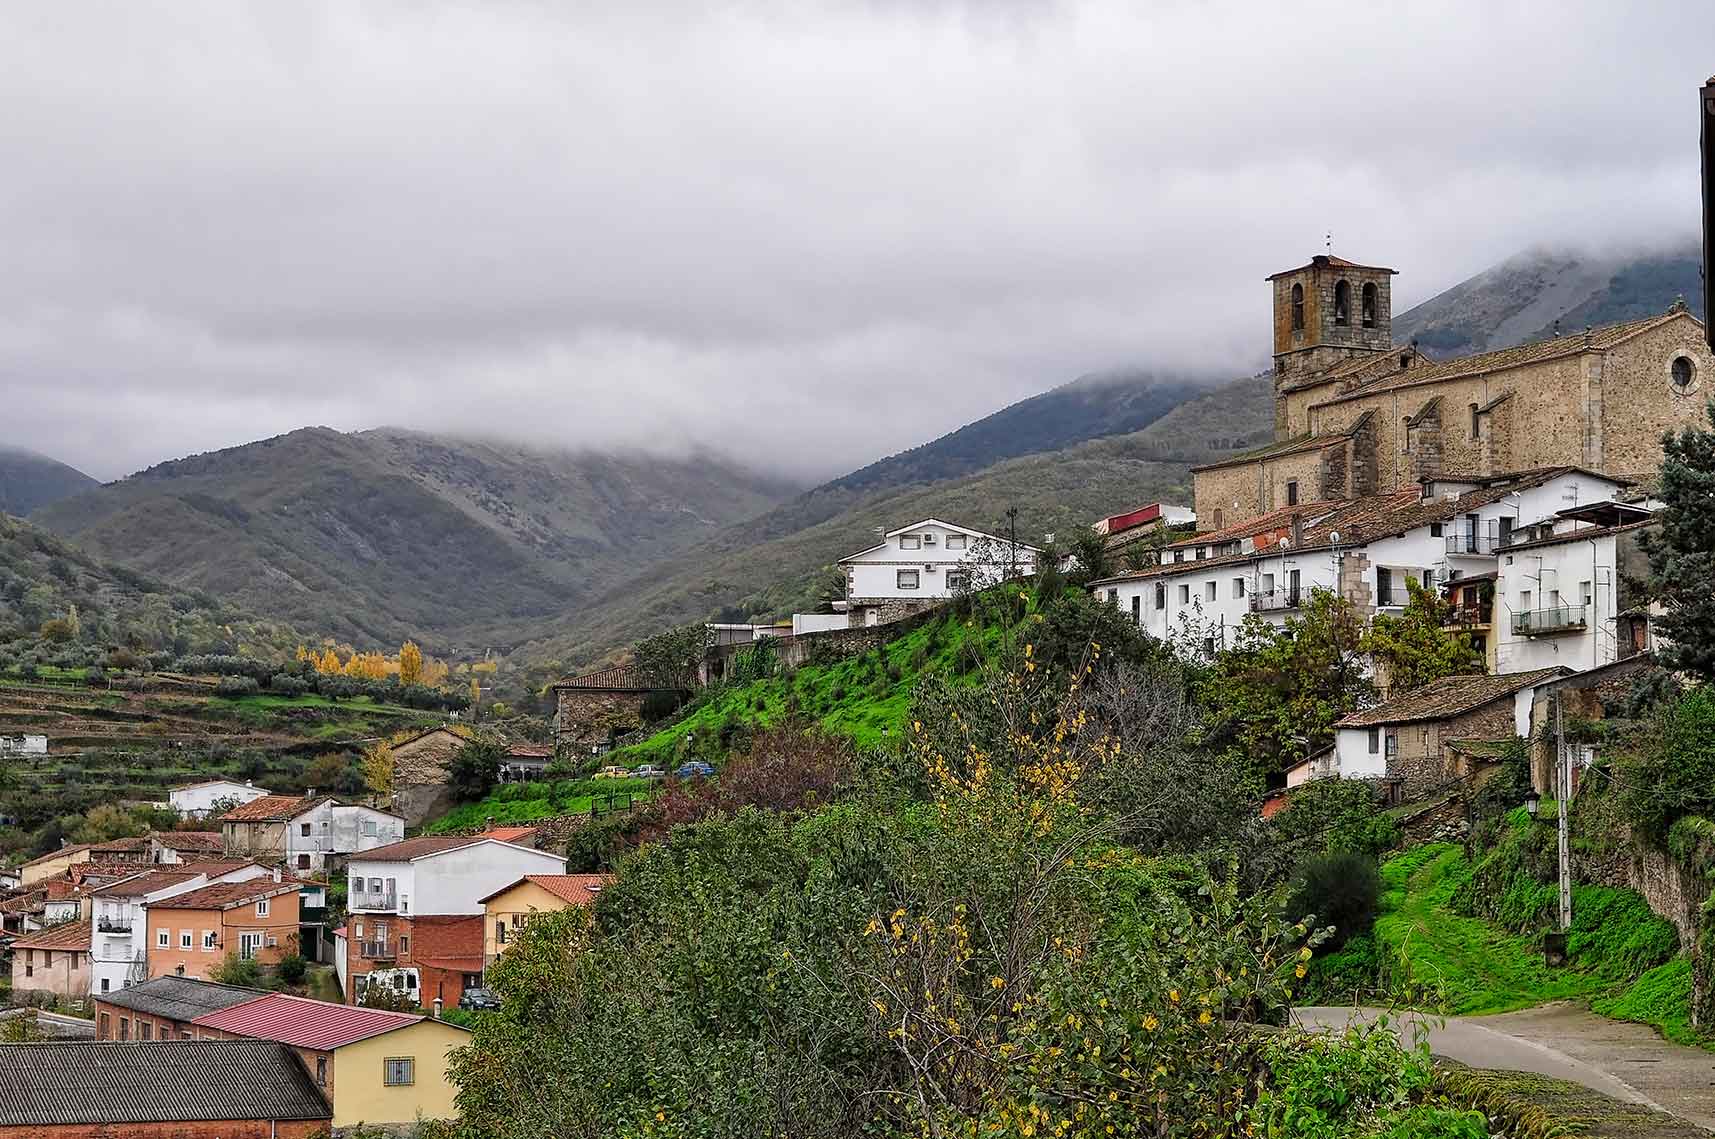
[1, 0, 1711, 480]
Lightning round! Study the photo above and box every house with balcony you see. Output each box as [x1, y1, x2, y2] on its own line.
[1493, 503, 1660, 676]
[87, 862, 273, 997]
[1086, 467, 1634, 667]
[343, 834, 565, 1004]
[838, 519, 1041, 628]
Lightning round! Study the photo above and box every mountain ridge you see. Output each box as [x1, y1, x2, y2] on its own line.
[0, 445, 99, 517]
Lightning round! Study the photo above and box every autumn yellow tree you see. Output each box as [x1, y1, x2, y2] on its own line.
[318, 648, 342, 675]
[399, 640, 423, 686]
[362, 739, 395, 797]
[469, 677, 482, 719]
[296, 645, 310, 664]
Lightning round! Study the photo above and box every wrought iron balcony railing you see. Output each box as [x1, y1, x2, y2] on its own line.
[1513, 605, 1588, 636]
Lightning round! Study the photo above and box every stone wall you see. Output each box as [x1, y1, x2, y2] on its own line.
[1385, 699, 1516, 800]
[1192, 445, 1333, 531]
[1599, 313, 1715, 477]
[554, 688, 652, 753]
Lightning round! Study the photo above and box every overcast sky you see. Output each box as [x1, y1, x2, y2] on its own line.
[2, 2, 1711, 482]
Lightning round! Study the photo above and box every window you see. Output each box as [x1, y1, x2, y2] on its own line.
[141, 1021, 152, 1041]
[1580, 580, 1592, 606]
[1367, 727, 1380, 754]
[384, 1057, 417, 1087]
[157, 929, 169, 948]
[899, 534, 921, 551]
[1232, 578, 1246, 599]
[1520, 590, 1532, 613]
[1384, 733, 1398, 757]
[1201, 636, 1216, 656]
[1422, 570, 1435, 591]
[297, 854, 311, 870]
[1154, 582, 1165, 610]
[360, 819, 378, 837]
[399, 935, 410, 954]
[1262, 572, 1275, 593]
[1178, 584, 1190, 604]
[497, 920, 508, 945]
[1285, 480, 1299, 506]
[945, 534, 966, 550]
[1333, 279, 1351, 326]
[202, 931, 218, 951]
[99, 1013, 109, 1037]
[946, 570, 968, 591]
[43, 950, 52, 968]
[1361, 282, 1378, 328]
[1205, 581, 1217, 602]
[316, 1057, 328, 1087]
[256, 899, 270, 917]
[1212, 508, 1223, 529]
[1430, 522, 1443, 538]
[1106, 588, 1119, 605]
[101, 978, 110, 993]
[119, 1017, 129, 1041]
[896, 569, 920, 590]
[1290, 282, 1305, 332]
[1130, 595, 1141, 622]
[1376, 567, 1394, 607]
[1195, 547, 1206, 561]
[300, 823, 311, 837]
[1173, 550, 1184, 563]
[1671, 355, 1698, 393]
[1401, 417, 1411, 453]
[1469, 403, 1480, 440]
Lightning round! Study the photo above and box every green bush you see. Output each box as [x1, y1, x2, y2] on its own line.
[275, 953, 307, 985]
[1617, 687, 1715, 843]
[1285, 850, 1382, 948]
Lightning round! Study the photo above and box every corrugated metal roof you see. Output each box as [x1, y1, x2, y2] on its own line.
[93, 976, 268, 1022]
[191, 991, 456, 1050]
[0, 1039, 330, 1126]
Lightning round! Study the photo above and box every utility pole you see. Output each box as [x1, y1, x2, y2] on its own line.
[1556, 691, 1573, 932]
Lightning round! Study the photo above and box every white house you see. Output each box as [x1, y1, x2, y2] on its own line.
[345, 835, 566, 920]
[0, 735, 47, 756]
[1493, 503, 1660, 676]
[1088, 468, 1635, 667]
[88, 863, 270, 997]
[284, 800, 405, 873]
[839, 518, 1040, 627]
[168, 779, 271, 820]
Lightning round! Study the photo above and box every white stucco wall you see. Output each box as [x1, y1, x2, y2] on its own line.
[349, 840, 564, 917]
[168, 782, 269, 818]
[1493, 532, 1622, 675]
[843, 521, 1038, 601]
[286, 803, 405, 871]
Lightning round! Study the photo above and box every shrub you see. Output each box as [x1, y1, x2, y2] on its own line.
[215, 675, 261, 697]
[1617, 688, 1715, 843]
[269, 673, 309, 696]
[1286, 850, 1382, 949]
[209, 952, 262, 987]
[275, 954, 307, 985]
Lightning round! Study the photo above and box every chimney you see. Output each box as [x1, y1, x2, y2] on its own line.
[1289, 514, 1303, 549]
[485, 816, 495, 832]
[307, 788, 316, 799]
[272, 866, 282, 883]
[245, 780, 253, 788]
[432, 996, 444, 1020]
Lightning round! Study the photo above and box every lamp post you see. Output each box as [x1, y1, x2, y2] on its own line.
[1524, 789, 1540, 819]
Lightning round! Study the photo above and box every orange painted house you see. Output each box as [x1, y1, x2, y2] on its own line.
[146, 878, 302, 980]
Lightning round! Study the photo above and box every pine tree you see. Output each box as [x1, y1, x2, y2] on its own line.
[1644, 400, 1715, 681]
[399, 640, 423, 686]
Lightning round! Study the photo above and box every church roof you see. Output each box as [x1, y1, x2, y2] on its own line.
[1191, 411, 1373, 473]
[1311, 309, 1695, 409]
[1266, 254, 1397, 281]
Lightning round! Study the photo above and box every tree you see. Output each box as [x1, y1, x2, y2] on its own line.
[1199, 590, 1373, 774]
[362, 740, 395, 798]
[73, 803, 146, 843]
[1065, 529, 1116, 587]
[305, 752, 356, 796]
[1361, 578, 1482, 694]
[209, 952, 262, 988]
[448, 737, 505, 803]
[275, 953, 308, 986]
[632, 623, 711, 690]
[1643, 399, 1715, 680]
[399, 640, 424, 686]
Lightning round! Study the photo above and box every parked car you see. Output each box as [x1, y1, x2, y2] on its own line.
[633, 764, 667, 779]
[675, 760, 715, 780]
[459, 986, 503, 1011]
[593, 765, 630, 779]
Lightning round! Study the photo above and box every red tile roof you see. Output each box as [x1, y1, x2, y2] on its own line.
[215, 795, 317, 822]
[1265, 253, 1397, 281]
[550, 664, 657, 691]
[155, 831, 224, 851]
[148, 880, 300, 911]
[1336, 668, 1568, 729]
[191, 991, 457, 1050]
[92, 870, 200, 897]
[480, 826, 538, 844]
[506, 743, 552, 759]
[20, 843, 95, 868]
[10, 919, 91, 952]
[479, 873, 614, 906]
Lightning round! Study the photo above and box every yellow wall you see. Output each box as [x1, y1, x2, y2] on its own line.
[483, 880, 571, 963]
[21, 847, 90, 887]
[331, 1019, 469, 1127]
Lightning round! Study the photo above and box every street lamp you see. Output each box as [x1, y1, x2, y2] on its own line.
[1524, 789, 1541, 818]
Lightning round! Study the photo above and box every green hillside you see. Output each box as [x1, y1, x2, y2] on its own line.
[0, 446, 98, 517]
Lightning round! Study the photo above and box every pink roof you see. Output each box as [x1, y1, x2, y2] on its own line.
[190, 991, 453, 1050]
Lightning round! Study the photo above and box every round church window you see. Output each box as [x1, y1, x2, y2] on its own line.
[1670, 355, 1698, 394]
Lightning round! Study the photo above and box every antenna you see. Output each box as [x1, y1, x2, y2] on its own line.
[1325, 231, 1333, 255]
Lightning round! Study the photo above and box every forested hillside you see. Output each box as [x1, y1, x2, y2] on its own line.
[0, 445, 98, 516]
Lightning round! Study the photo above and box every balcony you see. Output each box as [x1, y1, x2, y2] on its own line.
[349, 889, 398, 913]
[299, 906, 329, 925]
[1513, 606, 1588, 637]
[1445, 532, 1498, 556]
[1445, 603, 1494, 628]
[96, 917, 133, 934]
[1249, 589, 1302, 613]
[359, 939, 398, 960]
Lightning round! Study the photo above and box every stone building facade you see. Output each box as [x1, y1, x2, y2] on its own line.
[390, 727, 469, 830]
[551, 665, 679, 756]
[1195, 252, 1713, 530]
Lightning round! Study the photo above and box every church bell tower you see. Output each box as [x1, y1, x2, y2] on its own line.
[1268, 254, 1397, 381]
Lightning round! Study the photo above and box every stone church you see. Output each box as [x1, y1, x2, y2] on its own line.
[1192, 254, 1713, 531]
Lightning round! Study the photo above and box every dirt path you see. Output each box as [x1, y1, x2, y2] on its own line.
[1295, 1003, 1715, 1133]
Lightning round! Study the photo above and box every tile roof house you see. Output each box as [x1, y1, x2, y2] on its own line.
[1332, 668, 1568, 798]
[216, 795, 404, 871]
[481, 873, 614, 968]
[8, 920, 91, 1002]
[0, 1038, 331, 1136]
[186, 991, 470, 1128]
[144, 878, 304, 982]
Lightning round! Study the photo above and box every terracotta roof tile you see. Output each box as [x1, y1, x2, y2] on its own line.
[9, 919, 91, 952]
[1337, 668, 1567, 729]
[348, 834, 493, 862]
[479, 873, 614, 906]
[214, 795, 317, 822]
[551, 664, 656, 691]
[148, 880, 300, 911]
